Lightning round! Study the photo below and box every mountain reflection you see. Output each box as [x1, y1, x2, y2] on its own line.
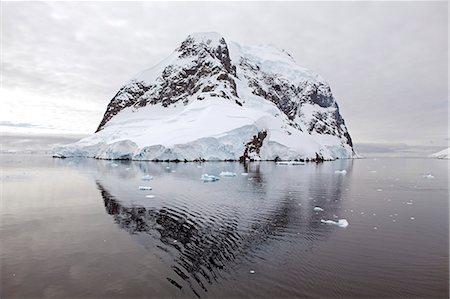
[95, 161, 350, 297]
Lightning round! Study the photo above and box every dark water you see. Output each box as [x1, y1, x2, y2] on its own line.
[1, 155, 448, 298]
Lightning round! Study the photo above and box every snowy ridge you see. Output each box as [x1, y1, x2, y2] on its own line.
[429, 148, 449, 159]
[54, 32, 356, 161]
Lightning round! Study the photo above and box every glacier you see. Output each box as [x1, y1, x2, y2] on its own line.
[53, 32, 356, 162]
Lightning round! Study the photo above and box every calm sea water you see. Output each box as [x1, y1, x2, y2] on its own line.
[1, 155, 448, 298]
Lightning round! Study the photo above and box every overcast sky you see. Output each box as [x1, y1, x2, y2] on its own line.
[1, 1, 448, 146]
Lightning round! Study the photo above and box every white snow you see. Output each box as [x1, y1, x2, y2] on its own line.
[430, 148, 449, 159]
[220, 171, 237, 177]
[200, 174, 220, 182]
[321, 219, 349, 228]
[334, 170, 347, 175]
[139, 186, 152, 190]
[313, 206, 324, 212]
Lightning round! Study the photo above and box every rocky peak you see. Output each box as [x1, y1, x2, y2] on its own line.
[96, 32, 238, 132]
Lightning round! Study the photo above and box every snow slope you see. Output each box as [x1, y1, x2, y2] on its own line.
[430, 148, 449, 159]
[54, 32, 356, 161]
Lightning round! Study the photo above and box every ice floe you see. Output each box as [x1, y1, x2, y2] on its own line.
[145, 195, 156, 198]
[241, 173, 249, 176]
[313, 206, 324, 212]
[423, 174, 434, 179]
[141, 175, 153, 181]
[139, 186, 152, 190]
[321, 219, 349, 228]
[276, 161, 305, 165]
[334, 170, 347, 175]
[201, 174, 220, 182]
[219, 171, 237, 177]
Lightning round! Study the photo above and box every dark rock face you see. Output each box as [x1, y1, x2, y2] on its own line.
[238, 56, 352, 148]
[96, 81, 151, 132]
[240, 130, 268, 162]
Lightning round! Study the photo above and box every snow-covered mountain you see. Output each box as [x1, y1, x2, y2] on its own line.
[430, 148, 449, 159]
[54, 32, 356, 161]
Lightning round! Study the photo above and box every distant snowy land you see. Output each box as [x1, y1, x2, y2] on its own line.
[429, 148, 449, 160]
[54, 32, 356, 162]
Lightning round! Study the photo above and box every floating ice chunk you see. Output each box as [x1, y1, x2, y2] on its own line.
[201, 174, 220, 182]
[313, 206, 324, 212]
[111, 163, 119, 167]
[410, 217, 415, 220]
[125, 168, 131, 171]
[276, 161, 305, 165]
[249, 270, 255, 274]
[321, 219, 349, 228]
[139, 186, 152, 190]
[197, 165, 202, 168]
[370, 170, 377, 173]
[423, 174, 434, 179]
[406, 202, 413, 205]
[165, 166, 170, 170]
[171, 170, 176, 173]
[141, 175, 153, 181]
[241, 173, 249, 176]
[334, 170, 347, 175]
[220, 171, 237, 177]
[145, 195, 156, 198]
[377, 189, 383, 192]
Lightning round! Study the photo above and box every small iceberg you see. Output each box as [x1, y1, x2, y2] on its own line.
[200, 174, 220, 182]
[141, 175, 153, 181]
[423, 174, 434, 179]
[241, 173, 249, 176]
[321, 219, 349, 228]
[276, 161, 305, 166]
[334, 170, 347, 175]
[313, 206, 324, 212]
[111, 163, 119, 167]
[139, 186, 152, 190]
[220, 171, 237, 177]
[145, 195, 156, 199]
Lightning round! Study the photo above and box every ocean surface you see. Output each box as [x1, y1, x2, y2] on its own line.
[1, 154, 448, 298]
